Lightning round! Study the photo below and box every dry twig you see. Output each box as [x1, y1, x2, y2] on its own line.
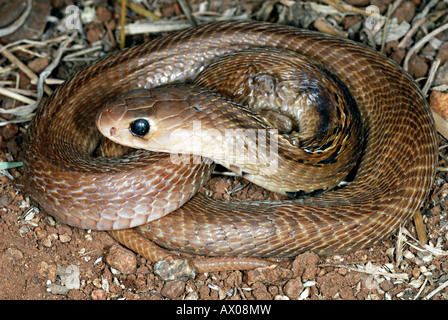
[0, 0, 32, 37]
[403, 22, 448, 72]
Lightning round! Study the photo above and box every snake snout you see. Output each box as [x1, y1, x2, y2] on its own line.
[103, 102, 129, 123]
[96, 99, 130, 138]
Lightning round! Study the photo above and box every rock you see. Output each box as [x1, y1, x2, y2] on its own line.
[434, 63, 448, 87]
[1, 123, 19, 140]
[407, 54, 428, 79]
[47, 283, 69, 295]
[391, 1, 416, 23]
[96, 7, 113, 22]
[390, 48, 406, 65]
[161, 2, 181, 18]
[27, 58, 50, 74]
[342, 15, 363, 30]
[154, 256, 195, 281]
[185, 292, 199, 300]
[436, 43, 448, 64]
[161, 280, 186, 299]
[106, 245, 137, 275]
[0, 193, 13, 207]
[430, 90, 448, 119]
[37, 261, 57, 281]
[85, 21, 103, 43]
[380, 279, 394, 292]
[251, 282, 272, 300]
[317, 272, 346, 298]
[1, 0, 51, 41]
[59, 233, 71, 243]
[244, 265, 293, 286]
[284, 278, 304, 300]
[6, 248, 23, 261]
[292, 252, 320, 279]
[91, 289, 107, 300]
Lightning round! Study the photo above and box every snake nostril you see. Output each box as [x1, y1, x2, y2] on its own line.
[110, 127, 117, 136]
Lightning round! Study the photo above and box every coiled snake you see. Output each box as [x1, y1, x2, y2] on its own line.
[24, 21, 438, 272]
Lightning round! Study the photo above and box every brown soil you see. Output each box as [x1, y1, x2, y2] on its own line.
[1, 0, 448, 300]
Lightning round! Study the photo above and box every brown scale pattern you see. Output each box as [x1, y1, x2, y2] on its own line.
[24, 21, 437, 271]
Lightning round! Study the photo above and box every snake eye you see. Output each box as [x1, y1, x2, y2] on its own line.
[129, 119, 150, 137]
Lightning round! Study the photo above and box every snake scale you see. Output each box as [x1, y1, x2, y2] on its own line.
[23, 21, 438, 272]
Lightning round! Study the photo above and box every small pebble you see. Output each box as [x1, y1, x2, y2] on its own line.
[154, 257, 195, 281]
[91, 289, 107, 300]
[106, 245, 137, 274]
[403, 250, 415, 260]
[161, 280, 186, 299]
[245, 265, 293, 285]
[59, 233, 71, 243]
[284, 278, 303, 300]
[5, 248, 23, 261]
[409, 278, 424, 289]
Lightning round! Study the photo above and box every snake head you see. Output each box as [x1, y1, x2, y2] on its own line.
[96, 89, 156, 150]
[96, 86, 201, 153]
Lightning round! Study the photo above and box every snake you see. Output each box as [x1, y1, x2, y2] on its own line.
[23, 21, 438, 273]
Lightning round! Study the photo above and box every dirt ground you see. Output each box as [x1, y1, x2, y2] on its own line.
[1, 0, 448, 300]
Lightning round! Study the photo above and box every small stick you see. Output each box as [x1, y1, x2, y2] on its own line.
[120, 0, 127, 50]
[320, 0, 371, 16]
[413, 210, 427, 245]
[424, 279, 448, 300]
[380, 4, 393, 53]
[0, 0, 32, 37]
[0, 87, 35, 105]
[397, 17, 426, 49]
[178, 0, 198, 26]
[113, 0, 160, 21]
[0, 44, 53, 96]
[403, 22, 448, 71]
[432, 110, 448, 141]
[318, 263, 409, 279]
[422, 58, 441, 96]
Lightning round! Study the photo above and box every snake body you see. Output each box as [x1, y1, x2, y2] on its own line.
[24, 21, 437, 262]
